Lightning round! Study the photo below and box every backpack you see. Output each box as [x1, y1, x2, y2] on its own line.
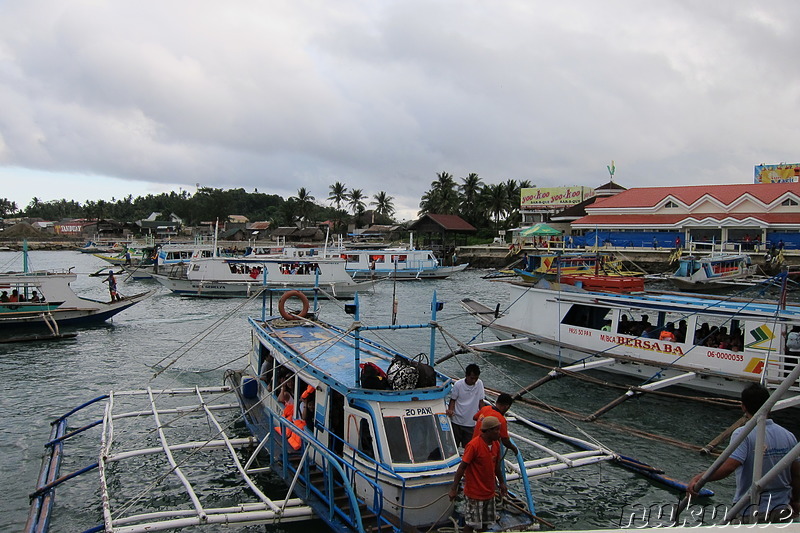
[387, 357, 419, 390]
[360, 362, 389, 390]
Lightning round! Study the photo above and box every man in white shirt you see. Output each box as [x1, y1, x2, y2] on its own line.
[447, 364, 486, 448]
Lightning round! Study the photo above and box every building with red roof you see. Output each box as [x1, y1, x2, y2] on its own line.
[570, 182, 800, 249]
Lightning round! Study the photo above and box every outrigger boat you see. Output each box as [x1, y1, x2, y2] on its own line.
[670, 252, 758, 291]
[151, 256, 377, 299]
[29, 289, 663, 532]
[462, 272, 800, 401]
[1, 245, 153, 338]
[514, 252, 643, 283]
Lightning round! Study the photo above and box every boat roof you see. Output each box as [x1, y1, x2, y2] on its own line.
[249, 315, 452, 400]
[519, 280, 800, 319]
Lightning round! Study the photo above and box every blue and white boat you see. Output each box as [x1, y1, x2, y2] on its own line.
[670, 252, 758, 290]
[27, 288, 633, 532]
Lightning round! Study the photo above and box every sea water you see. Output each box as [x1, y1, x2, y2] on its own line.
[2, 250, 781, 532]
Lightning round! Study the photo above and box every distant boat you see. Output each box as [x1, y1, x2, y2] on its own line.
[515, 252, 643, 283]
[670, 252, 758, 290]
[0, 270, 152, 332]
[339, 248, 468, 280]
[151, 256, 377, 299]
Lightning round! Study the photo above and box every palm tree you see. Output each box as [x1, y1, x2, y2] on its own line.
[0, 198, 18, 217]
[418, 171, 459, 215]
[371, 191, 395, 219]
[328, 182, 348, 209]
[483, 183, 510, 230]
[291, 187, 315, 227]
[459, 173, 484, 224]
[348, 189, 366, 220]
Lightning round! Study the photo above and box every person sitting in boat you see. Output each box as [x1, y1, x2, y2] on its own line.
[695, 323, 711, 345]
[449, 416, 507, 533]
[618, 314, 631, 334]
[9, 289, 20, 302]
[659, 322, 677, 342]
[30, 291, 40, 302]
[676, 320, 688, 343]
[601, 319, 612, 332]
[472, 393, 519, 456]
[0, 291, 7, 302]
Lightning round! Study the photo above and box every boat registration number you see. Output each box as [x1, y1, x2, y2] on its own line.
[405, 407, 433, 416]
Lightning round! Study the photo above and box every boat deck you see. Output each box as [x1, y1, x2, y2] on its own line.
[253, 316, 449, 392]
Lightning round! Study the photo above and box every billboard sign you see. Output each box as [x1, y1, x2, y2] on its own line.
[754, 164, 800, 184]
[520, 186, 594, 208]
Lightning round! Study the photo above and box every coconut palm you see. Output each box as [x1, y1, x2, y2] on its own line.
[459, 173, 484, 224]
[328, 182, 348, 209]
[291, 187, 315, 227]
[418, 171, 459, 215]
[348, 189, 366, 218]
[483, 183, 511, 230]
[371, 191, 395, 218]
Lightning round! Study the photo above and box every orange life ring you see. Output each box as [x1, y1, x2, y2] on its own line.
[278, 290, 309, 320]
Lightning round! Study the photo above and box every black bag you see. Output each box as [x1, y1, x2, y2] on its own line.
[409, 353, 436, 388]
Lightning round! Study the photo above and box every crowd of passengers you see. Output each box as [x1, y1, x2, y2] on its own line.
[616, 314, 744, 351]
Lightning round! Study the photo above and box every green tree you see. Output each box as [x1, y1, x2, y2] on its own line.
[328, 182, 348, 210]
[418, 171, 459, 216]
[459, 173, 484, 225]
[482, 183, 511, 230]
[0, 198, 18, 217]
[371, 191, 395, 219]
[291, 187, 316, 227]
[347, 189, 366, 220]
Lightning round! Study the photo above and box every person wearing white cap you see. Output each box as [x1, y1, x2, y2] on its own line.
[448, 416, 507, 533]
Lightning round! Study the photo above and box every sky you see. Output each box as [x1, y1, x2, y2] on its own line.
[1, 1, 798, 222]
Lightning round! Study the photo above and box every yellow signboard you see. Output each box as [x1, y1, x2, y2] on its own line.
[754, 164, 800, 184]
[520, 186, 594, 207]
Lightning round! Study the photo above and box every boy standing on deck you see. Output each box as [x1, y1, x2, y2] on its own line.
[447, 364, 486, 448]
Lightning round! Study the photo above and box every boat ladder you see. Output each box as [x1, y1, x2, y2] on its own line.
[26, 386, 316, 533]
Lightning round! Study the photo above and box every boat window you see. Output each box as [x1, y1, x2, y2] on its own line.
[391, 255, 407, 263]
[343, 254, 360, 263]
[693, 315, 743, 352]
[405, 414, 449, 462]
[562, 304, 611, 330]
[383, 417, 410, 463]
[358, 418, 375, 459]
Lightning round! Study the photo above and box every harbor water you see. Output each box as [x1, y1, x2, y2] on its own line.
[3, 250, 791, 532]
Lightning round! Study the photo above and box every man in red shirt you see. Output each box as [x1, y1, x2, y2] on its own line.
[472, 393, 519, 456]
[449, 416, 507, 533]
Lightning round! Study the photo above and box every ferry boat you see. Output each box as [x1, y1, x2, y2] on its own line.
[462, 274, 800, 399]
[670, 252, 758, 290]
[338, 247, 468, 280]
[151, 256, 377, 298]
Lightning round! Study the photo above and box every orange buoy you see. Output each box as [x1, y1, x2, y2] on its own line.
[278, 290, 309, 320]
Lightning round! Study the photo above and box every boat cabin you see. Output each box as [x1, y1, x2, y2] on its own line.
[240, 314, 460, 528]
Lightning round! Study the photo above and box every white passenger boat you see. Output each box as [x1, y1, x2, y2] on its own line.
[462, 274, 800, 399]
[670, 252, 758, 290]
[338, 248, 468, 280]
[151, 256, 377, 298]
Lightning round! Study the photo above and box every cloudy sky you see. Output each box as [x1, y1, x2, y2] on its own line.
[1, 1, 798, 220]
